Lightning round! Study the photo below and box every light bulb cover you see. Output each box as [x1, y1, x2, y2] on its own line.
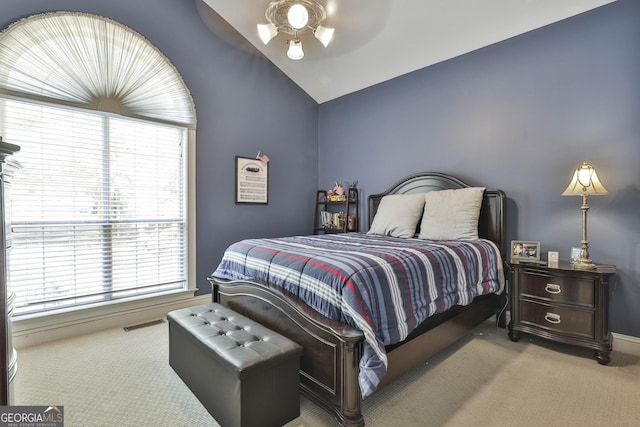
[287, 4, 309, 30]
[314, 25, 334, 47]
[287, 39, 304, 60]
[257, 23, 278, 45]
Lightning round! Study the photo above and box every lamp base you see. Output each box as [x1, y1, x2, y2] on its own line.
[573, 258, 597, 270]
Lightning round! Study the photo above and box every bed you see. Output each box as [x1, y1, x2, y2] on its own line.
[208, 172, 506, 426]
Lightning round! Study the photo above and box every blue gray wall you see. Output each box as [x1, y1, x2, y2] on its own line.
[318, 0, 640, 337]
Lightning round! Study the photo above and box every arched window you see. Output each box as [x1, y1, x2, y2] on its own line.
[0, 12, 196, 315]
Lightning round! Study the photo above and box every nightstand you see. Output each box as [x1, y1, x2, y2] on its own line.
[508, 260, 616, 364]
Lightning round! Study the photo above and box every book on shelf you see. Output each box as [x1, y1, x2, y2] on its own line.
[321, 211, 345, 229]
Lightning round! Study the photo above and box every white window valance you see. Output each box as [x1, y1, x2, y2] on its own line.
[0, 11, 196, 128]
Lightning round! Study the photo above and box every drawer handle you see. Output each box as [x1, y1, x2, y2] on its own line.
[545, 283, 562, 294]
[544, 312, 561, 324]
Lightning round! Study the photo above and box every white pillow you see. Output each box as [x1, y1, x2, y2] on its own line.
[418, 187, 485, 240]
[367, 193, 426, 238]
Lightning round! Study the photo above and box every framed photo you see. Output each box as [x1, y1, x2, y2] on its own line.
[235, 156, 269, 204]
[511, 240, 541, 261]
[570, 247, 581, 264]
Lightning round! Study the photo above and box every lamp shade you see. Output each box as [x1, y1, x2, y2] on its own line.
[562, 161, 608, 196]
[314, 25, 334, 47]
[257, 23, 278, 45]
[287, 39, 304, 60]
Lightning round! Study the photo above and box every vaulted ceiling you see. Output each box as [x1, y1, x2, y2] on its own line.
[198, 0, 616, 104]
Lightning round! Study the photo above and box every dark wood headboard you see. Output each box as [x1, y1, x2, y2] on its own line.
[368, 172, 506, 258]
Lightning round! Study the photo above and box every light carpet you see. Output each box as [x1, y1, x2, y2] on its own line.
[14, 319, 640, 426]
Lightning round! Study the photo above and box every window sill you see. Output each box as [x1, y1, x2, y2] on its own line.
[12, 289, 211, 348]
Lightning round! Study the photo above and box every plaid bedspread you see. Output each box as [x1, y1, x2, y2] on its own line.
[212, 233, 504, 398]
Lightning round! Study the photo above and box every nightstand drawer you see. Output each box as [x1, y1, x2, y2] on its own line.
[520, 300, 594, 338]
[519, 272, 594, 307]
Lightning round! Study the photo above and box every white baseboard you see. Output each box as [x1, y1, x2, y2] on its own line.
[13, 295, 640, 358]
[613, 332, 640, 357]
[12, 290, 211, 348]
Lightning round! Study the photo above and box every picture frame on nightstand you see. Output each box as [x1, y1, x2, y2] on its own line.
[510, 240, 540, 261]
[569, 247, 581, 264]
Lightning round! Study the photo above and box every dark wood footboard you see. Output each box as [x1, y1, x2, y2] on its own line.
[211, 277, 367, 427]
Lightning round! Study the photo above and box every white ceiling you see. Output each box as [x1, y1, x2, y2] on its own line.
[199, 0, 616, 104]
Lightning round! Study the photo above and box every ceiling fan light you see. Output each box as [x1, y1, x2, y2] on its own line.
[259, 0, 332, 59]
[287, 4, 309, 30]
[314, 25, 334, 47]
[287, 39, 304, 60]
[257, 23, 278, 45]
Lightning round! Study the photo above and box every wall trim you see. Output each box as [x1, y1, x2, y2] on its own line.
[13, 290, 211, 348]
[612, 332, 640, 357]
[13, 297, 639, 357]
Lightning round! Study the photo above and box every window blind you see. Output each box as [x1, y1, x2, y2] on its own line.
[2, 98, 187, 315]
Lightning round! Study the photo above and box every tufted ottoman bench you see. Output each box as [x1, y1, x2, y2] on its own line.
[168, 303, 303, 427]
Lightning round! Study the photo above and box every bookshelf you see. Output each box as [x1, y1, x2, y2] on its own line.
[313, 187, 358, 234]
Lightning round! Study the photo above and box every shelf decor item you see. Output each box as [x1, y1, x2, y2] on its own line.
[327, 181, 345, 201]
[561, 161, 608, 269]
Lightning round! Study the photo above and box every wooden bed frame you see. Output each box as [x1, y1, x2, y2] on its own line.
[209, 172, 506, 426]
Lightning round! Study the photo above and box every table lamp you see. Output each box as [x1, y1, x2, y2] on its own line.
[561, 161, 608, 269]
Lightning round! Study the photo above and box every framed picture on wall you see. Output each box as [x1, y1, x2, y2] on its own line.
[235, 156, 269, 204]
[511, 240, 541, 261]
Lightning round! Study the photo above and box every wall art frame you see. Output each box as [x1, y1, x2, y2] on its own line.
[235, 156, 269, 204]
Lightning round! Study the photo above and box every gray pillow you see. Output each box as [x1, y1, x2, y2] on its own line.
[418, 187, 485, 240]
[367, 193, 426, 238]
